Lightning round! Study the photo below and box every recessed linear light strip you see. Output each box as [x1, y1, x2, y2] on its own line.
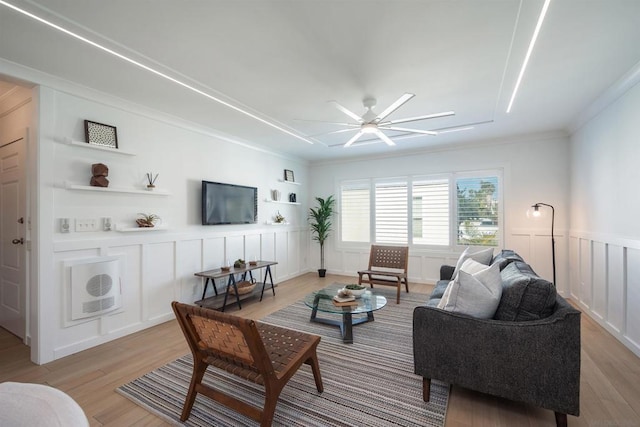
[0, 0, 314, 145]
[506, 0, 552, 113]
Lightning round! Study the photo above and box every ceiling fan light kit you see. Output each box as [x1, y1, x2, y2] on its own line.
[325, 93, 455, 148]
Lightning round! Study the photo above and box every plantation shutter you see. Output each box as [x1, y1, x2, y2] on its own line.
[412, 179, 449, 246]
[340, 183, 370, 243]
[375, 181, 408, 244]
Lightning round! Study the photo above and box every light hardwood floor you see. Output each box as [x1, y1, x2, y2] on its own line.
[1, 273, 639, 426]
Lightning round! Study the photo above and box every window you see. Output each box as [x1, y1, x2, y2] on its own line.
[412, 179, 449, 246]
[340, 182, 370, 243]
[456, 176, 499, 246]
[375, 181, 407, 244]
[338, 171, 501, 249]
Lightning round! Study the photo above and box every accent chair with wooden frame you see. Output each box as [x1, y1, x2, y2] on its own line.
[171, 301, 324, 427]
[357, 245, 409, 304]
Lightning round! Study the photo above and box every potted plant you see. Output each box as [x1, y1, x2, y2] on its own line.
[136, 213, 160, 228]
[308, 195, 336, 277]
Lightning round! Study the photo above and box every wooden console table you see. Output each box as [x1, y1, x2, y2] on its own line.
[194, 261, 277, 311]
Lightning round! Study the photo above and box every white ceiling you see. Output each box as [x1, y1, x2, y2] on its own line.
[1, 0, 639, 162]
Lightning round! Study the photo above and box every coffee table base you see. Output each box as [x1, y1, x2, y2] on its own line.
[310, 309, 374, 343]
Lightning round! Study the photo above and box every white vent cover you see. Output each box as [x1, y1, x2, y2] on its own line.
[69, 257, 122, 320]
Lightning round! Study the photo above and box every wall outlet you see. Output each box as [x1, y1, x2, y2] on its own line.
[59, 218, 70, 233]
[75, 218, 99, 232]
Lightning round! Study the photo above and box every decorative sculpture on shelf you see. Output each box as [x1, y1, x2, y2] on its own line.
[90, 163, 109, 187]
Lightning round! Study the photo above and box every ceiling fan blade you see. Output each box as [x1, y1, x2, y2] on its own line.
[331, 101, 364, 123]
[375, 130, 396, 146]
[380, 126, 438, 135]
[344, 131, 364, 148]
[382, 111, 455, 125]
[374, 93, 415, 123]
[294, 118, 360, 127]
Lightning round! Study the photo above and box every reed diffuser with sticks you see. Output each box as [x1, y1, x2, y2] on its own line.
[146, 172, 159, 190]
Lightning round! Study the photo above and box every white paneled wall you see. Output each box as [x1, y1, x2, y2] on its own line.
[325, 229, 568, 298]
[569, 232, 640, 357]
[51, 227, 307, 359]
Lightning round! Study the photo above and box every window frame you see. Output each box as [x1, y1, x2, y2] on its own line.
[336, 169, 503, 251]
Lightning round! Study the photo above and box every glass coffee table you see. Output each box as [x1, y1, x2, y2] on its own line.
[303, 284, 387, 343]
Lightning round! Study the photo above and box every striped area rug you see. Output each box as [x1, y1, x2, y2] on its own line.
[116, 287, 449, 426]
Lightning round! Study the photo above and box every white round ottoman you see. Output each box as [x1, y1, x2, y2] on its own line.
[0, 381, 89, 426]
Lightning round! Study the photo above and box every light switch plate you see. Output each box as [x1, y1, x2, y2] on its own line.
[75, 218, 99, 232]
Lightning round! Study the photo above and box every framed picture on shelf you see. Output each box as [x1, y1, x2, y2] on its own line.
[84, 120, 118, 149]
[284, 169, 295, 182]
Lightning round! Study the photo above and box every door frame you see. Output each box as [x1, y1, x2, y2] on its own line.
[0, 128, 29, 344]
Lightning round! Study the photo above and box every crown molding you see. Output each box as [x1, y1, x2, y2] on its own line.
[569, 58, 640, 135]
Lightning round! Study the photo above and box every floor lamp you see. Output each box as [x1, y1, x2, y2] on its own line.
[532, 203, 556, 286]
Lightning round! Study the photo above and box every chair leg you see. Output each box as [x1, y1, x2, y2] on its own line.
[307, 354, 324, 392]
[422, 377, 431, 402]
[554, 412, 567, 427]
[404, 279, 409, 293]
[260, 385, 283, 427]
[181, 359, 208, 421]
[395, 279, 401, 304]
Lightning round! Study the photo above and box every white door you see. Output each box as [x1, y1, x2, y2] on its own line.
[0, 136, 26, 340]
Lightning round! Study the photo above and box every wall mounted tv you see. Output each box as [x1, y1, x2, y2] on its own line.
[201, 181, 258, 225]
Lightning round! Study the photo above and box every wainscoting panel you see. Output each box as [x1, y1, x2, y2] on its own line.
[509, 233, 532, 262]
[143, 242, 176, 322]
[176, 239, 203, 303]
[626, 248, 640, 348]
[569, 231, 640, 357]
[607, 245, 625, 333]
[591, 241, 607, 320]
[51, 226, 308, 361]
[260, 232, 275, 272]
[106, 244, 142, 329]
[569, 237, 580, 298]
[579, 239, 593, 309]
[202, 237, 225, 271]
[245, 234, 262, 265]
[287, 230, 301, 277]
[274, 231, 288, 281]
[226, 235, 245, 262]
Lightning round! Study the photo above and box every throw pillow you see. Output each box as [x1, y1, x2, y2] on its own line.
[493, 261, 557, 321]
[438, 259, 503, 319]
[490, 249, 525, 271]
[451, 247, 494, 279]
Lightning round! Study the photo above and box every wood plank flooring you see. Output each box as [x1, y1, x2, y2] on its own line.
[1, 273, 639, 426]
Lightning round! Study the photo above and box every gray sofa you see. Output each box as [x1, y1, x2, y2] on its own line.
[413, 250, 580, 427]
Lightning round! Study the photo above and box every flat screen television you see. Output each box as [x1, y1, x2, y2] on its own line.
[201, 181, 258, 225]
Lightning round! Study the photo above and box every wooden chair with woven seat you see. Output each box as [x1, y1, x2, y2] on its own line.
[357, 245, 409, 304]
[171, 301, 323, 427]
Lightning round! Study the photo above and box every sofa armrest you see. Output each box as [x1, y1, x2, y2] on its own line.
[439, 265, 455, 281]
[413, 296, 580, 416]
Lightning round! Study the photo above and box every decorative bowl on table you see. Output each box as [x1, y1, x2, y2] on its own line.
[343, 284, 366, 298]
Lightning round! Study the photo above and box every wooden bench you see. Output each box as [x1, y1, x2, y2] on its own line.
[357, 245, 409, 304]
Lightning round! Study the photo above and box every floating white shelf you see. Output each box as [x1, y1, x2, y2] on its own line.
[64, 182, 171, 196]
[56, 137, 136, 156]
[277, 179, 301, 186]
[264, 198, 300, 205]
[115, 225, 168, 232]
[265, 221, 290, 225]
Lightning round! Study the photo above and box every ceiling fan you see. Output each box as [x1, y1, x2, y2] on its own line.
[321, 93, 454, 147]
